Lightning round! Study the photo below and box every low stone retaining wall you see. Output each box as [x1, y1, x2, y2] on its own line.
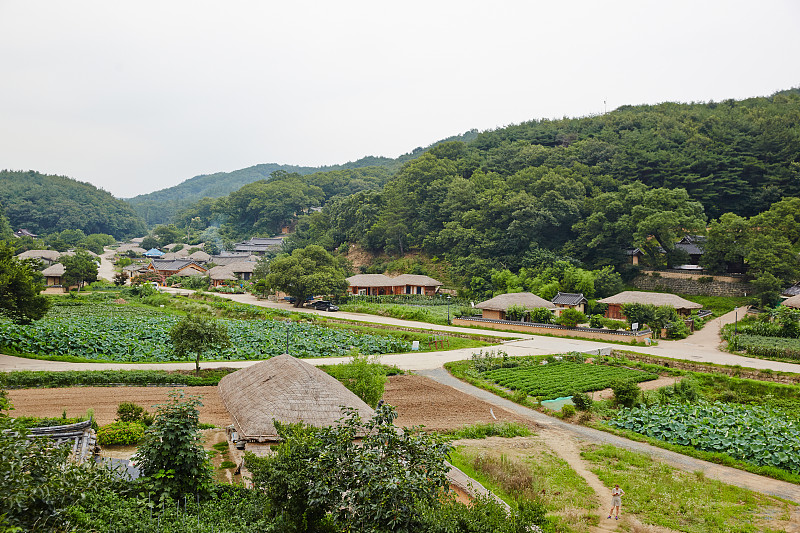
[453, 317, 652, 343]
[632, 274, 752, 297]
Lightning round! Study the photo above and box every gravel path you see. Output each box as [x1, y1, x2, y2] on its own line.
[419, 367, 800, 504]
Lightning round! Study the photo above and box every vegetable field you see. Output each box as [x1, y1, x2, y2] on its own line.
[0, 302, 410, 362]
[726, 334, 800, 361]
[482, 362, 657, 400]
[609, 402, 800, 474]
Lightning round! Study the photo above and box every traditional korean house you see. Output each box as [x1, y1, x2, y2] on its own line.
[474, 292, 556, 320]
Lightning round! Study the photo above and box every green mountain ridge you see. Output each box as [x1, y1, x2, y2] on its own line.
[126, 130, 480, 226]
[0, 170, 147, 239]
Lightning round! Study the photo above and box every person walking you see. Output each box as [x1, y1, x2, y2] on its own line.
[608, 484, 624, 520]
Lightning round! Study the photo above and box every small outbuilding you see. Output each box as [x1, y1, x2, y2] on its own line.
[42, 263, 66, 286]
[551, 292, 588, 315]
[598, 291, 702, 320]
[475, 292, 556, 321]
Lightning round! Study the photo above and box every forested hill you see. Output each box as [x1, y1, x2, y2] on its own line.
[274, 88, 800, 291]
[126, 130, 480, 226]
[0, 170, 147, 239]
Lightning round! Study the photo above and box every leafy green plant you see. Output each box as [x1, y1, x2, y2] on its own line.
[442, 422, 532, 440]
[116, 401, 146, 423]
[324, 351, 387, 408]
[561, 404, 576, 417]
[610, 379, 640, 408]
[555, 308, 586, 328]
[482, 361, 656, 400]
[136, 391, 214, 498]
[609, 402, 800, 473]
[97, 421, 146, 446]
[571, 391, 593, 411]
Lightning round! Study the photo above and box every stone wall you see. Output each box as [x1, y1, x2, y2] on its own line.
[452, 317, 652, 343]
[632, 274, 752, 297]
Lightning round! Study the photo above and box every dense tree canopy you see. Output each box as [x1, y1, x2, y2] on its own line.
[263, 245, 348, 306]
[0, 241, 50, 324]
[0, 170, 146, 239]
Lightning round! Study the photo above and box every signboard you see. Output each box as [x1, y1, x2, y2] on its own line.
[632, 322, 639, 331]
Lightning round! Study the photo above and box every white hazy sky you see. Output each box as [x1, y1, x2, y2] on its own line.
[1, 1, 798, 198]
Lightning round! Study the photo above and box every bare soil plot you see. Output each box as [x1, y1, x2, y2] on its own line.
[8, 386, 231, 427]
[383, 374, 537, 431]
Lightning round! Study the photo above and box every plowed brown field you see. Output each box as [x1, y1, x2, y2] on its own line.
[8, 375, 535, 432]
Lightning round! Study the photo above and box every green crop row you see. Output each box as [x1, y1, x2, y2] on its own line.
[0, 303, 410, 362]
[609, 401, 800, 474]
[482, 361, 657, 400]
[725, 334, 800, 361]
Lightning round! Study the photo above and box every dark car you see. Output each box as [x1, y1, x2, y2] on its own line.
[310, 300, 339, 312]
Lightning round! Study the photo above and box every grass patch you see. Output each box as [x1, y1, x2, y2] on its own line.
[586, 421, 800, 485]
[679, 294, 749, 317]
[581, 444, 794, 532]
[212, 442, 230, 452]
[450, 445, 597, 532]
[440, 422, 532, 440]
[0, 368, 239, 389]
[219, 461, 236, 469]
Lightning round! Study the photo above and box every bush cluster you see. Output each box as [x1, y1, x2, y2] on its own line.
[97, 421, 146, 446]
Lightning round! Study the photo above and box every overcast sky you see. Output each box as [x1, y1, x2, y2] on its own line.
[1, 1, 798, 198]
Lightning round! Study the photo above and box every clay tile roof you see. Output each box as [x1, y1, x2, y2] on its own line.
[597, 291, 702, 309]
[218, 355, 374, 442]
[551, 292, 587, 306]
[475, 292, 556, 311]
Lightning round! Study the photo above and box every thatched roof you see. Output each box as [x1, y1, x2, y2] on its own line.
[189, 250, 212, 262]
[597, 291, 702, 310]
[346, 273, 441, 287]
[476, 292, 556, 311]
[391, 274, 442, 286]
[208, 265, 237, 281]
[42, 263, 66, 276]
[17, 249, 60, 262]
[218, 355, 374, 442]
[783, 295, 800, 309]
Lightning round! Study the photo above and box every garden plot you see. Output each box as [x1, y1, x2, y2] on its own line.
[0, 302, 410, 362]
[482, 361, 658, 400]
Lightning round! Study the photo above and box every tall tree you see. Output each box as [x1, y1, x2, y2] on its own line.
[263, 245, 348, 307]
[60, 251, 98, 289]
[0, 242, 50, 324]
[170, 315, 230, 374]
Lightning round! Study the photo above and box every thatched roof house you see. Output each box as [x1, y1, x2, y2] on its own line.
[346, 273, 441, 296]
[218, 355, 374, 443]
[782, 295, 800, 309]
[475, 292, 556, 320]
[598, 290, 702, 319]
[17, 249, 61, 265]
[42, 263, 66, 286]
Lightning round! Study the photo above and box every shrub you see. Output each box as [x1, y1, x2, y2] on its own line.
[571, 391, 593, 411]
[116, 402, 146, 423]
[665, 319, 691, 339]
[556, 308, 586, 328]
[327, 351, 387, 408]
[603, 318, 628, 331]
[506, 304, 528, 322]
[528, 307, 554, 324]
[561, 404, 576, 417]
[611, 379, 640, 408]
[97, 421, 145, 446]
[589, 314, 604, 328]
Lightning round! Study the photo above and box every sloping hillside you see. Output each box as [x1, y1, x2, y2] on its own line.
[0, 170, 146, 239]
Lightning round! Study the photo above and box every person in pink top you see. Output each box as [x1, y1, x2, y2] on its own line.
[608, 484, 624, 520]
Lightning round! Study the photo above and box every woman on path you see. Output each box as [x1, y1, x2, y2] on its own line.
[608, 484, 624, 520]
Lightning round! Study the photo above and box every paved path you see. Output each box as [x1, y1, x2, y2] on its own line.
[96, 247, 117, 282]
[4, 294, 800, 373]
[420, 367, 800, 504]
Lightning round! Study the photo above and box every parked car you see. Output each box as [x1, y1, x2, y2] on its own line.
[309, 300, 339, 312]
